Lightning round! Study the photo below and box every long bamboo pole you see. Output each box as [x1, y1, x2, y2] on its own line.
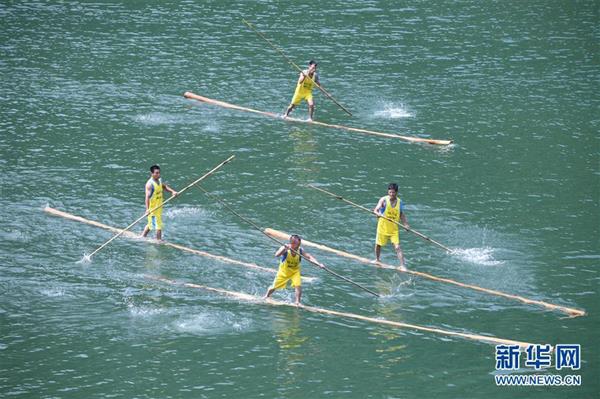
[242, 19, 353, 117]
[307, 184, 453, 252]
[183, 92, 453, 145]
[196, 185, 380, 298]
[264, 228, 586, 318]
[44, 206, 316, 282]
[85, 156, 235, 259]
[150, 275, 537, 350]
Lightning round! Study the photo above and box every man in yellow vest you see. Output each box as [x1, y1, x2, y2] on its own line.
[141, 165, 178, 240]
[373, 183, 409, 270]
[265, 234, 324, 305]
[283, 60, 320, 122]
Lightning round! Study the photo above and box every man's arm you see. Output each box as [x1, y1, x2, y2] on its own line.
[145, 183, 152, 211]
[302, 250, 325, 268]
[400, 211, 409, 228]
[373, 197, 385, 216]
[163, 183, 178, 197]
[274, 245, 287, 257]
[297, 72, 306, 85]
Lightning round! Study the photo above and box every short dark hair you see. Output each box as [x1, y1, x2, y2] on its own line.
[290, 234, 302, 243]
[150, 165, 160, 173]
[308, 60, 317, 66]
[388, 183, 398, 192]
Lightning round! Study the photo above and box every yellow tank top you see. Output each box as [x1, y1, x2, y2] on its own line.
[299, 70, 317, 91]
[280, 248, 302, 269]
[377, 196, 401, 235]
[147, 178, 163, 212]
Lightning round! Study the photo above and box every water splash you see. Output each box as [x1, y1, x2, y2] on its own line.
[77, 254, 92, 264]
[378, 275, 416, 300]
[452, 247, 503, 266]
[133, 112, 186, 125]
[202, 121, 220, 133]
[127, 305, 165, 318]
[165, 206, 208, 218]
[373, 102, 414, 119]
[133, 112, 216, 127]
[41, 288, 67, 297]
[174, 312, 252, 335]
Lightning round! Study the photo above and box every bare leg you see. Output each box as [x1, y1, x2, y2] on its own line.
[307, 99, 315, 121]
[394, 243, 406, 270]
[156, 229, 162, 241]
[284, 104, 296, 118]
[373, 244, 382, 262]
[265, 287, 275, 298]
[294, 286, 302, 305]
[142, 225, 150, 238]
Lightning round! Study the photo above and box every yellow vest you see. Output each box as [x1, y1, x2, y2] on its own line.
[299, 70, 317, 91]
[377, 196, 401, 235]
[280, 248, 302, 269]
[147, 178, 163, 214]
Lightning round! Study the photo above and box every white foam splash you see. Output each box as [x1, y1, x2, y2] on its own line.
[452, 247, 503, 266]
[165, 207, 207, 218]
[377, 275, 416, 300]
[390, 276, 415, 296]
[174, 312, 251, 334]
[202, 122, 220, 133]
[374, 103, 414, 119]
[133, 112, 181, 125]
[77, 254, 92, 264]
[136, 111, 215, 126]
[174, 314, 212, 333]
[41, 288, 67, 297]
[128, 305, 165, 318]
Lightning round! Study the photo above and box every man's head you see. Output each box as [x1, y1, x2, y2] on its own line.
[308, 60, 318, 73]
[150, 165, 161, 180]
[289, 234, 302, 250]
[387, 183, 399, 199]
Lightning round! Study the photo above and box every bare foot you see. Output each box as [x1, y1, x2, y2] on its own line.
[399, 264, 407, 272]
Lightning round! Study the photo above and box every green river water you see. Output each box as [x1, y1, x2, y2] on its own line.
[1, 1, 598, 398]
